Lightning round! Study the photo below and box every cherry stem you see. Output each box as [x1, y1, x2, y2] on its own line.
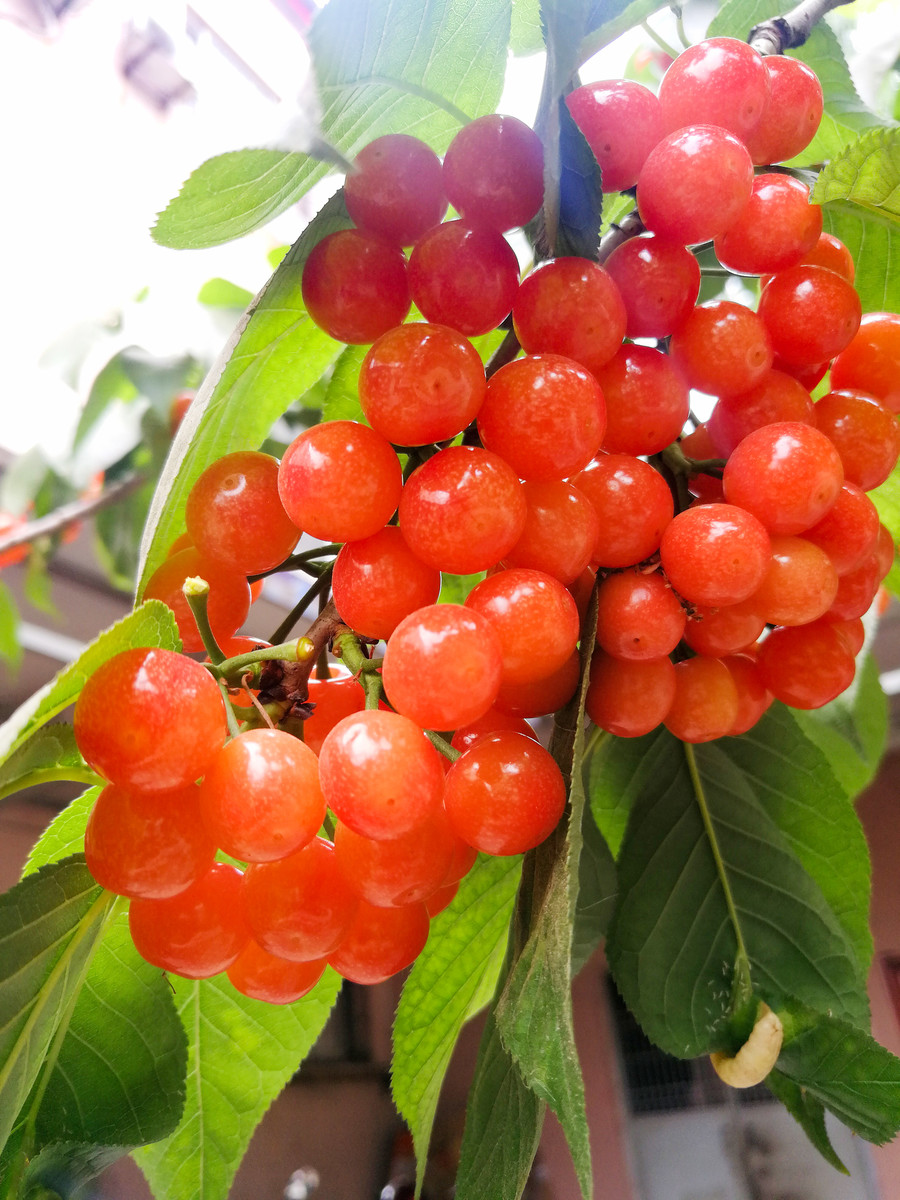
[425, 729, 461, 763]
[182, 577, 226, 664]
[748, 0, 851, 54]
[332, 628, 385, 709]
[640, 18, 680, 60]
[212, 638, 317, 685]
[598, 209, 646, 264]
[0, 472, 146, 556]
[247, 545, 342, 583]
[218, 679, 243, 739]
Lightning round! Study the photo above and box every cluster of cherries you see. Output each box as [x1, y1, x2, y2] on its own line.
[72, 35, 900, 998]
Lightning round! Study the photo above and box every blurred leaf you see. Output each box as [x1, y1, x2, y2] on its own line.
[134, 971, 342, 1200]
[197, 278, 256, 309]
[0, 449, 51, 517]
[153, 0, 511, 248]
[22, 555, 57, 618]
[791, 654, 888, 798]
[74, 357, 138, 449]
[393, 854, 521, 1196]
[0, 601, 180, 766]
[576, 0, 670, 67]
[0, 582, 21, 673]
[93, 477, 157, 592]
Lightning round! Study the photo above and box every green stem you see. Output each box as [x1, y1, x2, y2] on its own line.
[212, 638, 316, 685]
[332, 629, 385, 709]
[641, 19, 680, 60]
[425, 729, 460, 763]
[269, 565, 334, 645]
[672, 3, 690, 49]
[182, 577, 225, 664]
[218, 679, 243, 738]
[683, 743, 754, 1000]
[247, 544, 342, 582]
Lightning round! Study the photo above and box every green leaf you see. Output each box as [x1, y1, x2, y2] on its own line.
[584, 729, 649, 859]
[492, 589, 599, 1200]
[509, 0, 542, 54]
[777, 999, 900, 1145]
[791, 654, 888, 798]
[133, 970, 342, 1200]
[813, 126, 900, 215]
[320, 343, 368, 424]
[0, 601, 181, 767]
[0, 725, 96, 804]
[820, 201, 900, 313]
[438, 571, 486, 605]
[25, 788, 101, 877]
[554, 99, 603, 259]
[872, 470, 900, 570]
[93, 476, 157, 593]
[197, 278, 256, 309]
[0, 857, 115, 1157]
[717, 704, 873, 973]
[605, 733, 869, 1059]
[0, 580, 22, 673]
[4, 1141, 130, 1200]
[137, 195, 351, 593]
[153, 0, 511, 248]
[707, 0, 887, 162]
[571, 799, 616, 975]
[765, 1069, 848, 1174]
[31, 913, 186, 1148]
[392, 854, 522, 1195]
[74, 356, 139, 449]
[454, 1011, 545, 1200]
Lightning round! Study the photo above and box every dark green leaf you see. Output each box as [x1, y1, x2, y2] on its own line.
[0, 725, 96, 804]
[197, 278, 256, 309]
[393, 854, 522, 1195]
[0, 857, 115, 1157]
[571, 799, 616, 975]
[777, 999, 900, 1145]
[584, 728, 649, 859]
[0, 580, 22, 673]
[33, 913, 186, 1148]
[765, 1069, 848, 1174]
[6, 1141, 129, 1200]
[136, 196, 351, 593]
[153, 0, 511, 248]
[133, 970, 342, 1200]
[791, 654, 888, 798]
[454, 1012, 545, 1200]
[606, 733, 869, 1059]
[708, 0, 887, 163]
[718, 703, 873, 972]
[0, 601, 181, 766]
[553, 100, 603, 259]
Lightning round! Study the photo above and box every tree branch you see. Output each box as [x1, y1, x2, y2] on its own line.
[748, 0, 853, 54]
[0, 473, 146, 555]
